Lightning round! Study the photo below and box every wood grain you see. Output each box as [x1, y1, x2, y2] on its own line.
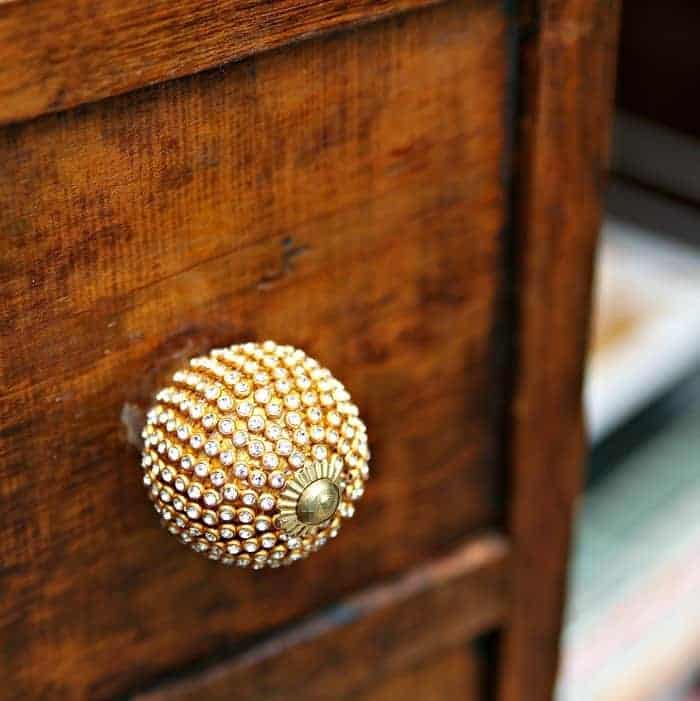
[134, 535, 507, 700]
[499, 1, 621, 700]
[0, 0, 445, 126]
[360, 643, 486, 701]
[0, 2, 508, 697]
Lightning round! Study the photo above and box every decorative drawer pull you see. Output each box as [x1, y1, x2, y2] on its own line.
[140, 341, 370, 569]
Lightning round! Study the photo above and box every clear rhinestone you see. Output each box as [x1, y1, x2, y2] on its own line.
[234, 381, 250, 397]
[284, 394, 300, 410]
[285, 412, 301, 428]
[203, 491, 219, 507]
[262, 453, 279, 470]
[248, 440, 264, 458]
[218, 418, 234, 435]
[250, 470, 266, 487]
[261, 533, 277, 548]
[265, 401, 282, 417]
[259, 494, 275, 511]
[194, 462, 209, 478]
[233, 430, 248, 447]
[217, 395, 233, 411]
[224, 371, 239, 385]
[310, 425, 325, 442]
[200, 413, 214, 429]
[302, 391, 318, 406]
[238, 509, 254, 524]
[275, 379, 291, 394]
[237, 401, 252, 417]
[234, 463, 249, 479]
[205, 385, 220, 401]
[269, 472, 285, 489]
[223, 484, 238, 501]
[254, 388, 271, 404]
[276, 439, 292, 456]
[254, 372, 269, 386]
[210, 470, 226, 487]
[307, 407, 322, 423]
[247, 415, 265, 432]
[238, 525, 254, 539]
[265, 423, 282, 441]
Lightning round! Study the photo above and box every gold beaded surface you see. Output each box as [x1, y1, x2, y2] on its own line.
[141, 341, 369, 569]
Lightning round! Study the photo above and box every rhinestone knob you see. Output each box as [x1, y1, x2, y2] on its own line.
[140, 341, 370, 569]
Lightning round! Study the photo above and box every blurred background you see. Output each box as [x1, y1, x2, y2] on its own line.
[556, 2, 700, 700]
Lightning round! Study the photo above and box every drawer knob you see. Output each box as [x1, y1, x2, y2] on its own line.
[140, 341, 370, 569]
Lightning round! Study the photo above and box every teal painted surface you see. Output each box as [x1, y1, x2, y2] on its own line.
[558, 393, 700, 700]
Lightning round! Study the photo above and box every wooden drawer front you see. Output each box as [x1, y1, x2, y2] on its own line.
[0, 1, 507, 698]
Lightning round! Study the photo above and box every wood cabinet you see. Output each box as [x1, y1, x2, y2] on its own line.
[0, 1, 619, 699]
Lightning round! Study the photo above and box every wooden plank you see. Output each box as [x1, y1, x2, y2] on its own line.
[0, 3, 508, 697]
[0, 0, 445, 126]
[359, 643, 486, 701]
[134, 535, 508, 700]
[499, 1, 621, 700]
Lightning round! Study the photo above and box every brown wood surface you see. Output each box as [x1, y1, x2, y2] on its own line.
[0, 0, 443, 126]
[135, 535, 507, 700]
[0, 2, 508, 698]
[360, 642, 486, 701]
[499, 1, 621, 700]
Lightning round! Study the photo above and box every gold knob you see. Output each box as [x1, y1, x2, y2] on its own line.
[140, 341, 369, 569]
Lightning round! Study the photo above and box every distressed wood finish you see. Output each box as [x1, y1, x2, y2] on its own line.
[0, 3, 508, 698]
[135, 535, 508, 700]
[0, 0, 443, 126]
[499, 1, 621, 700]
[360, 643, 487, 701]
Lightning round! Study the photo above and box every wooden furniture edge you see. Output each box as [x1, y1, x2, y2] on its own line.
[132, 533, 509, 699]
[499, 1, 621, 700]
[0, 0, 447, 126]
